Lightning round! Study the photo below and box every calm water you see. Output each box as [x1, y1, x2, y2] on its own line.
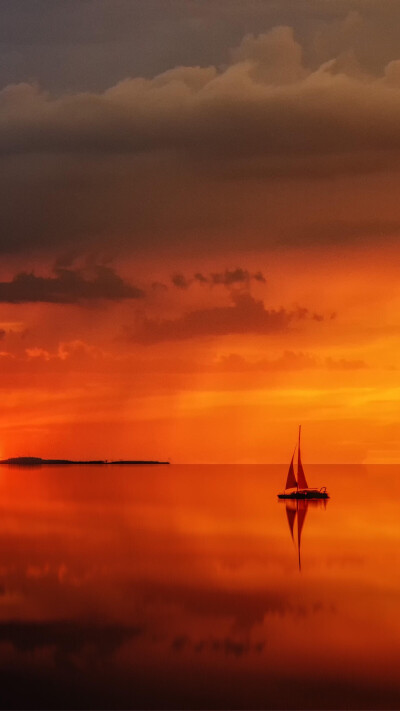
[0, 463, 399, 709]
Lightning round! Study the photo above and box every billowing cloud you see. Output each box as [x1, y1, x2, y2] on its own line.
[4, 42, 400, 163]
[4, 21, 400, 257]
[4, 1, 400, 93]
[0, 266, 144, 304]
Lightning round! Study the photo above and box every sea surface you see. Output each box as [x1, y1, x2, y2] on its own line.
[0, 463, 399, 709]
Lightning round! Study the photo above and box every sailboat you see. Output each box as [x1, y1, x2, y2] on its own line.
[277, 426, 329, 499]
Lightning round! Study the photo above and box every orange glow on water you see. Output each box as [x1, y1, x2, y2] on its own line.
[0, 463, 400, 707]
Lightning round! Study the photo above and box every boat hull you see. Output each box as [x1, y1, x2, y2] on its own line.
[278, 490, 329, 499]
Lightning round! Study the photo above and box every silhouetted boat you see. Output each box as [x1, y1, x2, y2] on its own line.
[277, 426, 329, 500]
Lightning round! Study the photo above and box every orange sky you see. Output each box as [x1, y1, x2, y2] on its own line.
[2, 2, 400, 462]
[0, 241, 399, 463]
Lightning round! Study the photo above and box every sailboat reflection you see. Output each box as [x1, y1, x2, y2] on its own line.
[283, 498, 328, 571]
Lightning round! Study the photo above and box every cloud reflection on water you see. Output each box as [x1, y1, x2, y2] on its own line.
[0, 463, 397, 708]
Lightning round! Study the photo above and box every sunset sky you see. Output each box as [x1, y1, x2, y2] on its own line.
[2, 0, 400, 462]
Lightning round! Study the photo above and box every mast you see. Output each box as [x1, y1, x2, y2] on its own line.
[297, 424, 309, 490]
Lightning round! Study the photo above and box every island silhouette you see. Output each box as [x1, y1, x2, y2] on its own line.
[0, 457, 169, 466]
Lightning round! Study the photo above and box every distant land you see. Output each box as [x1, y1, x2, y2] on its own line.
[0, 457, 170, 466]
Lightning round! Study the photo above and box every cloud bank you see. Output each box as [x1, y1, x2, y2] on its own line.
[4, 30, 400, 164]
[3, 23, 400, 256]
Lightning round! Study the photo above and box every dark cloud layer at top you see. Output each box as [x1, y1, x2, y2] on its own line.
[5, 51, 400, 160]
[3, 1, 400, 92]
[3, 5, 400, 257]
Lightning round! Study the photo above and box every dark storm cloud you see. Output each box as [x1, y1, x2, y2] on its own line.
[5, 51, 400, 161]
[4, 5, 400, 257]
[4, 1, 400, 92]
[131, 293, 323, 344]
[0, 266, 144, 303]
[2, 37, 400, 160]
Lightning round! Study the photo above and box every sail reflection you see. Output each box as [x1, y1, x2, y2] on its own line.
[282, 498, 328, 571]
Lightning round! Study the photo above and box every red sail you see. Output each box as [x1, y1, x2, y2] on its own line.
[297, 426, 308, 490]
[285, 451, 297, 490]
[297, 453, 308, 489]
